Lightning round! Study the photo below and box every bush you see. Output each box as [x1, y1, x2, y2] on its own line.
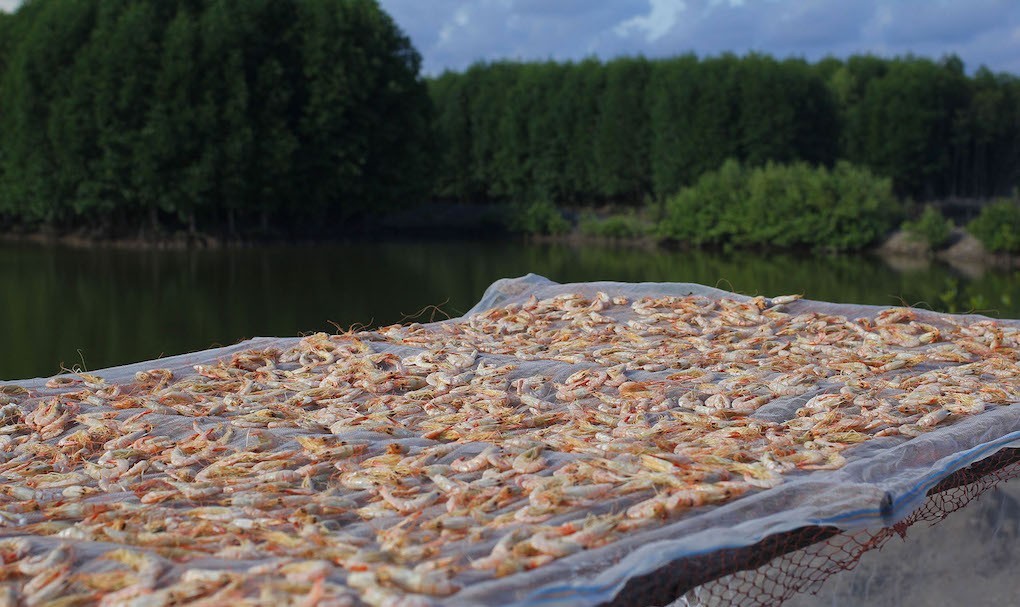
[506, 199, 570, 235]
[657, 159, 744, 245]
[579, 211, 649, 238]
[967, 199, 1020, 253]
[659, 160, 901, 250]
[903, 206, 953, 249]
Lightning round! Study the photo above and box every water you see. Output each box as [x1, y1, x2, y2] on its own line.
[2, 239, 1017, 380]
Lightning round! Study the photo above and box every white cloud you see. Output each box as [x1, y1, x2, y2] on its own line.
[615, 0, 688, 43]
[438, 6, 472, 46]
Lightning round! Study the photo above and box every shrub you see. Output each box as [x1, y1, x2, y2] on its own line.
[902, 206, 953, 249]
[967, 199, 1020, 253]
[579, 211, 649, 238]
[506, 199, 570, 235]
[659, 160, 901, 250]
[657, 159, 744, 245]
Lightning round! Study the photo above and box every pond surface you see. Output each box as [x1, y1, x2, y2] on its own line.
[2, 239, 1017, 380]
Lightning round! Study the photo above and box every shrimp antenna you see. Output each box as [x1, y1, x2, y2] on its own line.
[714, 278, 736, 294]
[399, 299, 452, 324]
[326, 319, 375, 336]
[891, 294, 913, 308]
[76, 349, 89, 372]
[58, 362, 84, 375]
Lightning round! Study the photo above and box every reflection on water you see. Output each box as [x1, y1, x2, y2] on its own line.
[2, 240, 1017, 380]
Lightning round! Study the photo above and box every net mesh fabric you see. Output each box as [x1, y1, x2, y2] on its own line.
[659, 449, 1020, 607]
[1, 273, 1018, 607]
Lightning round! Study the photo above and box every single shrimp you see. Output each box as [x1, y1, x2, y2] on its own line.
[529, 532, 582, 557]
[22, 563, 73, 605]
[512, 446, 546, 474]
[377, 565, 459, 596]
[378, 487, 440, 514]
[450, 447, 497, 473]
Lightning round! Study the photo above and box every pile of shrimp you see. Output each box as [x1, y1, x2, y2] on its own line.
[0, 290, 1017, 606]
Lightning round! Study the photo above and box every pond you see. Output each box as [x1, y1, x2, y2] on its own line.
[2, 239, 1017, 380]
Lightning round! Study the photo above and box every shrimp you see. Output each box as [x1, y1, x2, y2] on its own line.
[45, 376, 80, 390]
[378, 487, 440, 514]
[529, 532, 582, 557]
[280, 560, 332, 584]
[0, 587, 17, 607]
[295, 436, 367, 460]
[450, 447, 497, 473]
[512, 446, 546, 474]
[19, 544, 73, 576]
[377, 565, 459, 596]
[564, 515, 620, 548]
[0, 288, 1012, 606]
[917, 408, 951, 428]
[626, 493, 671, 519]
[22, 564, 73, 605]
[0, 537, 31, 563]
[470, 528, 530, 571]
[769, 294, 802, 307]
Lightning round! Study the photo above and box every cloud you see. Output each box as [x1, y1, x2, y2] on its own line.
[865, 0, 1012, 45]
[0, 0, 1015, 75]
[615, 0, 688, 43]
[382, 1, 646, 73]
[379, 0, 1020, 75]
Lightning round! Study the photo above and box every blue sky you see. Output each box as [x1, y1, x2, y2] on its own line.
[2, 1, 1016, 75]
[377, 0, 1020, 75]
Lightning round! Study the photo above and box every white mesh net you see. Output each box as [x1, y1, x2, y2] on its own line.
[1, 274, 1018, 606]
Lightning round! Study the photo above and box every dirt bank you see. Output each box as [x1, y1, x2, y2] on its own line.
[877, 228, 1019, 273]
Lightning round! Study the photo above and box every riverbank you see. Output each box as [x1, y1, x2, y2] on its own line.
[0, 203, 511, 249]
[3, 214, 1018, 275]
[0, 226, 228, 250]
[877, 227, 1020, 272]
[531, 220, 1020, 272]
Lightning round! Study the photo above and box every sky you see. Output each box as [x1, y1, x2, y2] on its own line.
[377, 0, 1020, 75]
[1, 0, 1016, 76]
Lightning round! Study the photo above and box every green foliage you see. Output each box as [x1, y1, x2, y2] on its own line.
[937, 278, 986, 314]
[656, 159, 745, 245]
[659, 160, 901, 250]
[736, 55, 838, 167]
[430, 53, 1020, 209]
[935, 275, 1015, 315]
[578, 211, 650, 239]
[902, 206, 953, 249]
[594, 57, 651, 203]
[846, 58, 969, 198]
[506, 200, 570, 236]
[428, 72, 473, 201]
[647, 55, 701, 198]
[0, 0, 432, 233]
[496, 61, 570, 201]
[1, 5, 1019, 243]
[967, 198, 1020, 253]
[559, 59, 603, 203]
[828, 55, 1020, 201]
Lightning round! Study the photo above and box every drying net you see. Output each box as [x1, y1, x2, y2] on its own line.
[0, 273, 1018, 607]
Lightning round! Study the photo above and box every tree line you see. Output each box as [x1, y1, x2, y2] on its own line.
[0, 0, 431, 235]
[430, 54, 1020, 206]
[0, 0, 1017, 237]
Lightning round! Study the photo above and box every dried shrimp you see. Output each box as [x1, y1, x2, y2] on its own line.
[0, 287, 1017, 605]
